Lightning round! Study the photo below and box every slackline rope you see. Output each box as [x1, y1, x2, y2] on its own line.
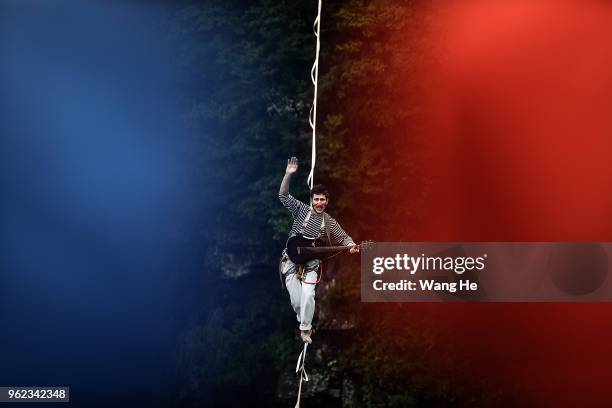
[294, 342, 309, 408]
[307, 0, 323, 191]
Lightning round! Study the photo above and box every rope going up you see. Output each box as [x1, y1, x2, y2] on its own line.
[295, 3, 323, 407]
[307, 0, 323, 191]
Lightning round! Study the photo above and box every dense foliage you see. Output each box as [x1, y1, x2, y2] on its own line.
[170, 1, 495, 406]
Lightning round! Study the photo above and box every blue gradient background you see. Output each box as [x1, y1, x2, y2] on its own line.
[0, 1, 209, 405]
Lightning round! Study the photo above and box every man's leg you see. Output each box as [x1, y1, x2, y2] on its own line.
[298, 260, 320, 332]
[283, 260, 302, 323]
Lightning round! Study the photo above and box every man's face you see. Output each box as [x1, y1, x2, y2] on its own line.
[311, 194, 328, 214]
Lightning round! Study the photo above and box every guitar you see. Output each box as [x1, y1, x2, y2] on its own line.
[285, 235, 370, 264]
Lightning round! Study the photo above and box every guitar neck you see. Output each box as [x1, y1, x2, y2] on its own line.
[298, 245, 354, 254]
[324, 245, 353, 251]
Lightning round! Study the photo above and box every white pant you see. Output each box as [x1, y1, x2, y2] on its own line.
[283, 259, 320, 331]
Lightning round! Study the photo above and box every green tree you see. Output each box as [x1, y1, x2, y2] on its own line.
[172, 1, 494, 406]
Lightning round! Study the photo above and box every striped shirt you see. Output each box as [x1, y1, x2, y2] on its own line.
[279, 192, 355, 246]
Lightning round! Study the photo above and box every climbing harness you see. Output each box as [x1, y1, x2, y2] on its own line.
[297, 261, 323, 285]
[295, 264, 307, 281]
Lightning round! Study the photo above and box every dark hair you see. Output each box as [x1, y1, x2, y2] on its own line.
[310, 184, 329, 199]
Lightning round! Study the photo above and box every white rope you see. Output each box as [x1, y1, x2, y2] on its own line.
[295, 342, 309, 380]
[307, 0, 323, 190]
[294, 5, 323, 406]
[294, 342, 309, 408]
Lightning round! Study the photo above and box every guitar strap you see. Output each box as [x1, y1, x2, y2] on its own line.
[299, 209, 329, 245]
[323, 212, 331, 246]
[299, 210, 312, 234]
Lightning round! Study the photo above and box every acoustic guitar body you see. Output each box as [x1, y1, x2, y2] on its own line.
[285, 235, 326, 265]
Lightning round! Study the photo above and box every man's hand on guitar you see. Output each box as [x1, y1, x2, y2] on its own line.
[349, 244, 359, 254]
[286, 157, 298, 174]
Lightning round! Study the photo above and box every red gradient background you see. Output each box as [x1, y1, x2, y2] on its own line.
[411, 1, 612, 405]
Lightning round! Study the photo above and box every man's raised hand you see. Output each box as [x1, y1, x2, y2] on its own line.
[285, 157, 298, 175]
[279, 157, 297, 195]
